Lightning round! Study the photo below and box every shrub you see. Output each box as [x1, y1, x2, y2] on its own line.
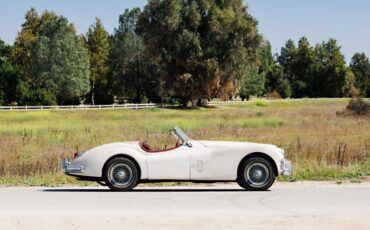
[346, 97, 370, 116]
[266, 91, 282, 100]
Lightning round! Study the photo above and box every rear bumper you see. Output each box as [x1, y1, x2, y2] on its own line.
[62, 158, 85, 174]
[280, 159, 292, 176]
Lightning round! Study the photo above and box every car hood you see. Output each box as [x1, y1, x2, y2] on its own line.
[198, 140, 276, 149]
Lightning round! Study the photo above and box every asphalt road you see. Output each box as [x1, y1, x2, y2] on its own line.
[0, 182, 369, 230]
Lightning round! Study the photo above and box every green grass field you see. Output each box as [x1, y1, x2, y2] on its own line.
[0, 98, 369, 186]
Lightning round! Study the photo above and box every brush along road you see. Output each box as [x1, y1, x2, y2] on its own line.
[0, 181, 369, 229]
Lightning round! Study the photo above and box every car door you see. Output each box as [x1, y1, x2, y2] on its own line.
[146, 145, 190, 180]
[189, 141, 235, 180]
[189, 141, 213, 180]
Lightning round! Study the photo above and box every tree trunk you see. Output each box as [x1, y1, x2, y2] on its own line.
[91, 81, 95, 105]
[181, 98, 189, 108]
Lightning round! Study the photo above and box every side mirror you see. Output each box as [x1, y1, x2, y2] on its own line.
[186, 141, 193, 148]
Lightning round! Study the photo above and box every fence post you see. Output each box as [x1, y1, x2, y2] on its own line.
[41, 105, 43, 111]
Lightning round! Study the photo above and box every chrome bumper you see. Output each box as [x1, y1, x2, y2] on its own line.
[281, 159, 292, 176]
[62, 158, 85, 174]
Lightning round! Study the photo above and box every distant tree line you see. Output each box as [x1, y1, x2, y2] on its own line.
[0, 0, 369, 107]
[260, 38, 370, 99]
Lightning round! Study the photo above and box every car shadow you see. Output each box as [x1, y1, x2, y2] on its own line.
[42, 188, 270, 193]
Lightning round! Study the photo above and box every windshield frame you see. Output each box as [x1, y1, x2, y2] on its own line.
[174, 127, 192, 147]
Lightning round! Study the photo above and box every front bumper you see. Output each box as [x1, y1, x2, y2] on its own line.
[280, 159, 292, 176]
[62, 158, 85, 174]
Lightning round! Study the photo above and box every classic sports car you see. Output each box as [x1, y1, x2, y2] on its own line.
[62, 127, 291, 191]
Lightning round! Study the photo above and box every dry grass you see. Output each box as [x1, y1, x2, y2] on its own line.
[0, 98, 369, 185]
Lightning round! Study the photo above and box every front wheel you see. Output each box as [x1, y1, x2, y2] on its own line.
[237, 157, 275, 191]
[103, 157, 139, 191]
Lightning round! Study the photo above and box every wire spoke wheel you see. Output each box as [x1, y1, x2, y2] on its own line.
[108, 163, 134, 187]
[245, 163, 270, 187]
[103, 157, 139, 191]
[237, 157, 275, 191]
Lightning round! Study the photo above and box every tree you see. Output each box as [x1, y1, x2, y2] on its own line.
[239, 66, 264, 100]
[110, 8, 160, 103]
[289, 37, 314, 98]
[12, 8, 58, 105]
[0, 39, 19, 105]
[12, 8, 41, 84]
[350, 52, 370, 97]
[266, 65, 291, 98]
[84, 18, 111, 104]
[240, 40, 273, 100]
[138, 0, 261, 106]
[257, 39, 297, 99]
[33, 12, 90, 104]
[278, 39, 296, 72]
[276, 38, 347, 98]
[310, 39, 347, 97]
[343, 69, 359, 97]
[277, 39, 296, 93]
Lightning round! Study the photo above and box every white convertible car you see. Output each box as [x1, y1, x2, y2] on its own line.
[62, 127, 291, 191]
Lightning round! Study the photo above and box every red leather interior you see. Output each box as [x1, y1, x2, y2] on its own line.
[140, 142, 152, 152]
[139, 141, 181, 153]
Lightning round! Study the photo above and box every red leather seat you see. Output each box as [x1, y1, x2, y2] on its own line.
[140, 142, 152, 152]
[139, 141, 181, 153]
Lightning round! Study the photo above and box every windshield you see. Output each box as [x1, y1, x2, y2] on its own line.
[174, 127, 190, 143]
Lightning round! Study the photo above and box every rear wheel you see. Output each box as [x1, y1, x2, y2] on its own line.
[103, 157, 139, 191]
[237, 157, 275, 191]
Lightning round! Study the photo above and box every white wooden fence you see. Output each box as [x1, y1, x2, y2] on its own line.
[0, 103, 157, 111]
[0, 100, 252, 112]
[206, 100, 245, 106]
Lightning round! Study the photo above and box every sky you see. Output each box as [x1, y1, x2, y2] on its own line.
[0, 0, 369, 62]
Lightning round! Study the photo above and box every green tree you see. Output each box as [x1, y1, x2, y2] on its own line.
[262, 40, 294, 99]
[84, 18, 111, 105]
[290, 37, 314, 98]
[343, 69, 359, 97]
[311, 39, 347, 97]
[266, 65, 291, 98]
[277, 38, 347, 98]
[277, 39, 296, 95]
[239, 66, 264, 100]
[278, 39, 296, 73]
[110, 8, 160, 103]
[138, 0, 261, 106]
[14, 83, 57, 106]
[33, 12, 90, 104]
[350, 52, 370, 97]
[240, 40, 273, 99]
[0, 39, 19, 105]
[12, 8, 41, 84]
